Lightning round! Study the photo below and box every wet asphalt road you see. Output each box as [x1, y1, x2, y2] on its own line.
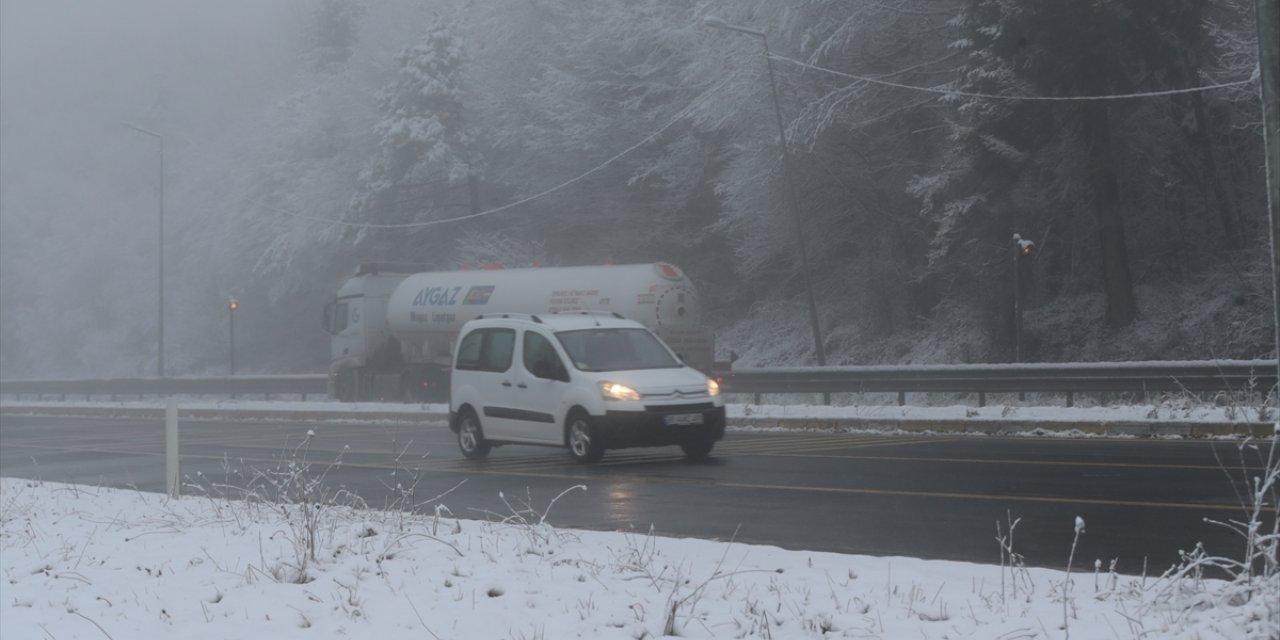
[1, 414, 1271, 572]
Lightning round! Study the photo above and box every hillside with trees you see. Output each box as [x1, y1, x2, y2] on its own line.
[0, 0, 1270, 377]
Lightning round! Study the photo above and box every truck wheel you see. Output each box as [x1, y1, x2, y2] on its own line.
[400, 372, 425, 403]
[566, 412, 605, 463]
[456, 409, 491, 460]
[680, 439, 714, 461]
[334, 368, 358, 402]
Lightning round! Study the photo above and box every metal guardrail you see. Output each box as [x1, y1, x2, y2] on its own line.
[0, 375, 328, 400]
[717, 359, 1278, 406]
[0, 360, 1275, 405]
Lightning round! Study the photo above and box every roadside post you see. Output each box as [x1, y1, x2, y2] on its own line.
[228, 298, 239, 376]
[165, 397, 179, 498]
[1013, 234, 1035, 363]
[1014, 234, 1035, 401]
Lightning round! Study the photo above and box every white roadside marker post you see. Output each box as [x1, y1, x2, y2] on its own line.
[165, 397, 179, 497]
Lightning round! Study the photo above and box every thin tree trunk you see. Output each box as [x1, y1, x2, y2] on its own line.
[1186, 92, 1244, 250]
[1084, 102, 1138, 326]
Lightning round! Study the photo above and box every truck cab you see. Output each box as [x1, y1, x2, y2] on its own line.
[323, 264, 423, 401]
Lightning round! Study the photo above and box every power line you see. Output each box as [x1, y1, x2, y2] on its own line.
[264, 79, 731, 230]
[770, 52, 1256, 101]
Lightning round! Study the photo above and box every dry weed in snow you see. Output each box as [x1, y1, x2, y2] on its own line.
[0, 479, 1275, 639]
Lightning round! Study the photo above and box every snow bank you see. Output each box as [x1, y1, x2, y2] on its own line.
[1, 479, 1274, 639]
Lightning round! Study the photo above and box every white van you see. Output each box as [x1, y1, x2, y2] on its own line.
[449, 311, 726, 462]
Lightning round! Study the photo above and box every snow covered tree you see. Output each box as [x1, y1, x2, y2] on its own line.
[306, 0, 365, 72]
[909, 0, 1234, 337]
[458, 0, 731, 278]
[348, 15, 481, 260]
[684, 0, 962, 362]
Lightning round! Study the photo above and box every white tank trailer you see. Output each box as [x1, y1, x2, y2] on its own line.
[323, 262, 715, 401]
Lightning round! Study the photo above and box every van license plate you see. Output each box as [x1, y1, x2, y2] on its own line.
[664, 413, 703, 426]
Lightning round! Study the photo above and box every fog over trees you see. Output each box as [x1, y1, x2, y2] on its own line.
[0, 0, 1271, 377]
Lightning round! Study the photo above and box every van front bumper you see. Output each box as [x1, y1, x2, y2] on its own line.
[596, 405, 726, 449]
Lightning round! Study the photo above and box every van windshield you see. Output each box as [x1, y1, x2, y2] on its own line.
[556, 328, 680, 372]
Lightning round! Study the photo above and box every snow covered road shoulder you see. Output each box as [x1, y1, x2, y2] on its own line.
[1, 479, 1275, 639]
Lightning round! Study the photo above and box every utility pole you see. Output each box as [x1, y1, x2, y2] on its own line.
[123, 123, 165, 377]
[1256, 0, 1280, 416]
[704, 17, 827, 369]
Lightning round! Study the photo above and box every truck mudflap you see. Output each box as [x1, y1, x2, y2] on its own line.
[596, 406, 726, 448]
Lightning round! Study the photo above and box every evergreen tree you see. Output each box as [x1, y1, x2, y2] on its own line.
[910, 0, 1223, 334]
[306, 0, 365, 72]
[688, 0, 961, 362]
[461, 0, 728, 274]
[349, 16, 480, 259]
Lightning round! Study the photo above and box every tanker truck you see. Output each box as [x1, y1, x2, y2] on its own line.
[322, 262, 714, 401]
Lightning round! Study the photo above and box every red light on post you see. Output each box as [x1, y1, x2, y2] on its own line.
[229, 300, 239, 311]
[1014, 234, 1035, 258]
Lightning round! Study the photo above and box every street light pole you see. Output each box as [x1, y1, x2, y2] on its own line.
[1255, 0, 1280, 418]
[124, 123, 165, 377]
[705, 17, 827, 367]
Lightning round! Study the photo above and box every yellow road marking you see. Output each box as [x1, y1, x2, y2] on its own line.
[402, 435, 948, 472]
[707, 479, 1274, 513]
[762, 452, 1267, 472]
[718, 436, 958, 456]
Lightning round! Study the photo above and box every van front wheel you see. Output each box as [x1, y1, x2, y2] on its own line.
[567, 413, 605, 463]
[680, 439, 714, 461]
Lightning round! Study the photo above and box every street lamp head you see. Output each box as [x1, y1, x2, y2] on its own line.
[703, 15, 729, 29]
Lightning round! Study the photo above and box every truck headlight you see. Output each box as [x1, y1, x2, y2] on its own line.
[600, 381, 641, 401]
[706, 377, 721, 397]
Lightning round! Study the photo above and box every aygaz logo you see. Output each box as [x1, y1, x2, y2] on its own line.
[654, 263, 683, 281]
[463, 286, 495, 305]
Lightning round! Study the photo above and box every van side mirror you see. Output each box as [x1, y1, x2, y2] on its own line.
[322, 302, 334, 334]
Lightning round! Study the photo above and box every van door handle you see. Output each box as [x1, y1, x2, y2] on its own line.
[501, 381, 512, 387]
[516, 383, 528, 389]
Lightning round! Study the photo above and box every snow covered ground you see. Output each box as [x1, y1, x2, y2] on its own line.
[1, 478, 1275, 639]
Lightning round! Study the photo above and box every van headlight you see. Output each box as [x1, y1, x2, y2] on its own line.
[600, 381, 641, 401]
[706, 377, 721, 397]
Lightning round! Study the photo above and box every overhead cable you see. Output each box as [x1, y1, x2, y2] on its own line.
[769, 52, 1256, 101]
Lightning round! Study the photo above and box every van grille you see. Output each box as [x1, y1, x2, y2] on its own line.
[643, 402, 715, 412]
[641, 388, 709, 402]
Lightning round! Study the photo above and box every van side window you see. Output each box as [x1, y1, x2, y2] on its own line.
[523, 331, 566, 380]
[483, 329, 515, 372]
[457, 328, 515, 373]
[455, 330, 484, 370]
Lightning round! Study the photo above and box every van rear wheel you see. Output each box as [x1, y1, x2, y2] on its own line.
[456, 409, 491, 460]
[567, 413, 605, 463]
